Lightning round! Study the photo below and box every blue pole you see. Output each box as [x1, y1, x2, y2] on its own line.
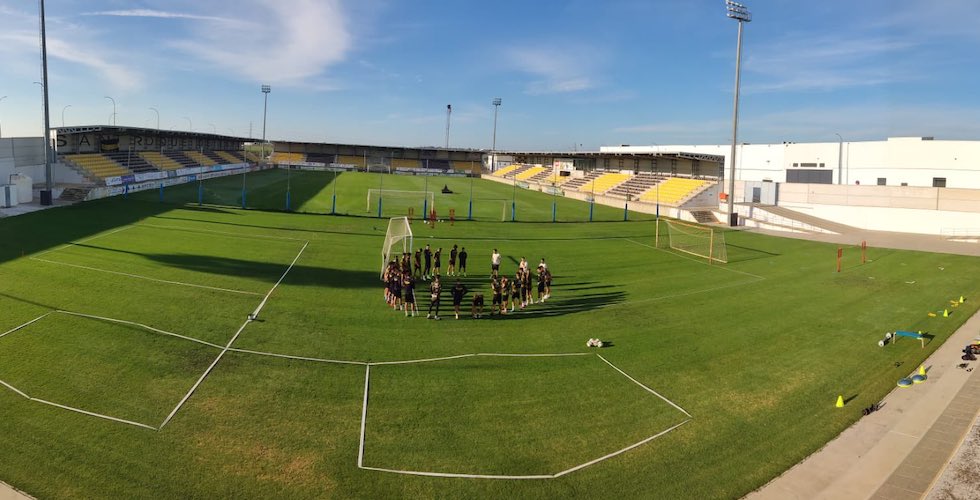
[198, 180, 203, 206]
[624, 202, 629, 221]
[468, 199, 473, 221]
[123, 183, 128, 199]
[423, 197, 428, 220]
[331, 193, 337, 215]
[468, 174, 474, 220]
[552, 201, 556, 222]
[286, 190, 291, 211]
[511, 201, 516, 222]
[158, 182, 163, 202]
[589, 200, 594, 222]
[377, 196, 383, 218]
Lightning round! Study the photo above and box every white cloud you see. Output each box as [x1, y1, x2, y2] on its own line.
[505, 45, 600, 95]
[0, 8, 143, 92]
[84, 9, 234, 23]
[167, 0, 352, 87]
[743, 35, 917, 93]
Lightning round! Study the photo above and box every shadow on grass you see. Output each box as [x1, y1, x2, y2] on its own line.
[73, 243, 380, 288]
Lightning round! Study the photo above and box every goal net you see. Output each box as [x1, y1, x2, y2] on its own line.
[381, 217, 413, 278]
[660, 219, 728, 263]
[366, 189, 435, 215]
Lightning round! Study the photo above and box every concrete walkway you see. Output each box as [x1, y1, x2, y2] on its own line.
[745, 225, 980, 500]
[0, 481, 30, 500]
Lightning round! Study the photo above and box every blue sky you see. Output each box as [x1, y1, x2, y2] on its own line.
[2, 0, 980, 150]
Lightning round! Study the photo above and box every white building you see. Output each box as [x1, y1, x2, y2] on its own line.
[602, 137, 980, 189]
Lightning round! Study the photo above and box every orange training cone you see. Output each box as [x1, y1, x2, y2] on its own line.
[835, 395, 844, 408]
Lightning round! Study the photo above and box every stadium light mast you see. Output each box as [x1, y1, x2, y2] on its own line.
[445, 104, 452, 148]
[491, 97, 501, 172]
[61, 105, 70, 127]
[104, 96, 116, 126]
[261, 84, 271, 160]
[725, 0, 750, 227]
[37, 0, 54, 205]
[183, 116, 192, 131]
[835, 133, 843, 185]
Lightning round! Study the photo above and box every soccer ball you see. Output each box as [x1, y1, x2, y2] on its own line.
[248, 313, 256, 321]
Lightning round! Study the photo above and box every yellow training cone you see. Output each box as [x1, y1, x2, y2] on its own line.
[960, 296, 965, 303]
[928, 312, 937, 317]
[835, 395, 844, 408]
[943, 309, 949, 317]
[919, 365, 926, 376]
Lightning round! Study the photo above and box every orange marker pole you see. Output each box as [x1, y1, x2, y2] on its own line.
[837, 247, 843, 273]
[861, 240, 867, 264]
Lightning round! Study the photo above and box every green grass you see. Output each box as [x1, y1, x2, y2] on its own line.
[0, 170, 978, 499]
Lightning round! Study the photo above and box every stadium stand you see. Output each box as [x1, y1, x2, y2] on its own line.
[452, 160, 480, 173]
[391, 158, 421, 169]
[163, 151, 198, 168]
[538, 173, 572, 185]
[562, 171, 602, 191]
[272, 152, 306, 164]
[639, 177, 713, 205]
[306, 152, 335, 164]
[216, 151, 244, 164]
[578, 173, 632, 195]
[103, 151, 157, 174]
[422, 159, 451, 170]
[140, 151, 184, 171]
[515, 166, 547, 181]
[337, 155, 366, 167]
[64, 153, 130, 179]
[201, 150, 228, 164]
[607, 173, 664, 199]
[185, 150, 217, 167]
[491, 164, 522, 177]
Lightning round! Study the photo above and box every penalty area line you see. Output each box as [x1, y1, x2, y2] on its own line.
[0, 312, 53, 339]
[30, 397, 158, 431]
[597, 354, 692, 418]
[55, 310, 225, 350]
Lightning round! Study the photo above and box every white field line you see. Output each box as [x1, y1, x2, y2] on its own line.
[32, 225, 135, 258]
[249, 241, 309, 320]
[160, 241, 309, 429]
[0, 379, 31, 399]
[55, 310, 225, 350]
[31, 257, 262, 296]
[475, 352, 592, 358]
[358, 365, 370, 468]
[552, 419, 691, 478]
[357, 353, 694, 480]
[228, 348, 367, 366]
[137, 223, 309, 242]
[0, 312, 53, 340]
[625, 238, 766, 280]
[597, 354, 692, 418]
[358, 465, 554, 480]
[30, 397, 158, 431]
[368, 354, 476, 366]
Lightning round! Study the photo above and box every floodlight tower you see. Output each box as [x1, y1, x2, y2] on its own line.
[105, 96, 116, 125]
[491, 97, 501, 172]
[0, 96, 7, 138]
[261, 84, 271, 160]
[445, 104, 452, 148]
[725, 0, 751, 227]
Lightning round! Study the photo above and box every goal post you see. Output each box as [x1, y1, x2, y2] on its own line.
[381, 217, 413, 278]
[366, 189, 435, 214]
[662, 219, 728, 264]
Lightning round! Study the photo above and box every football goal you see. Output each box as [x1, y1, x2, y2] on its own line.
[381, 217, 413, 278]
[657, 219, 728, 264]
[366, 189, 435, 214]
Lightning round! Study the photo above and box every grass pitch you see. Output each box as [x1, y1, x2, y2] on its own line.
[0, 170, 978, 498]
